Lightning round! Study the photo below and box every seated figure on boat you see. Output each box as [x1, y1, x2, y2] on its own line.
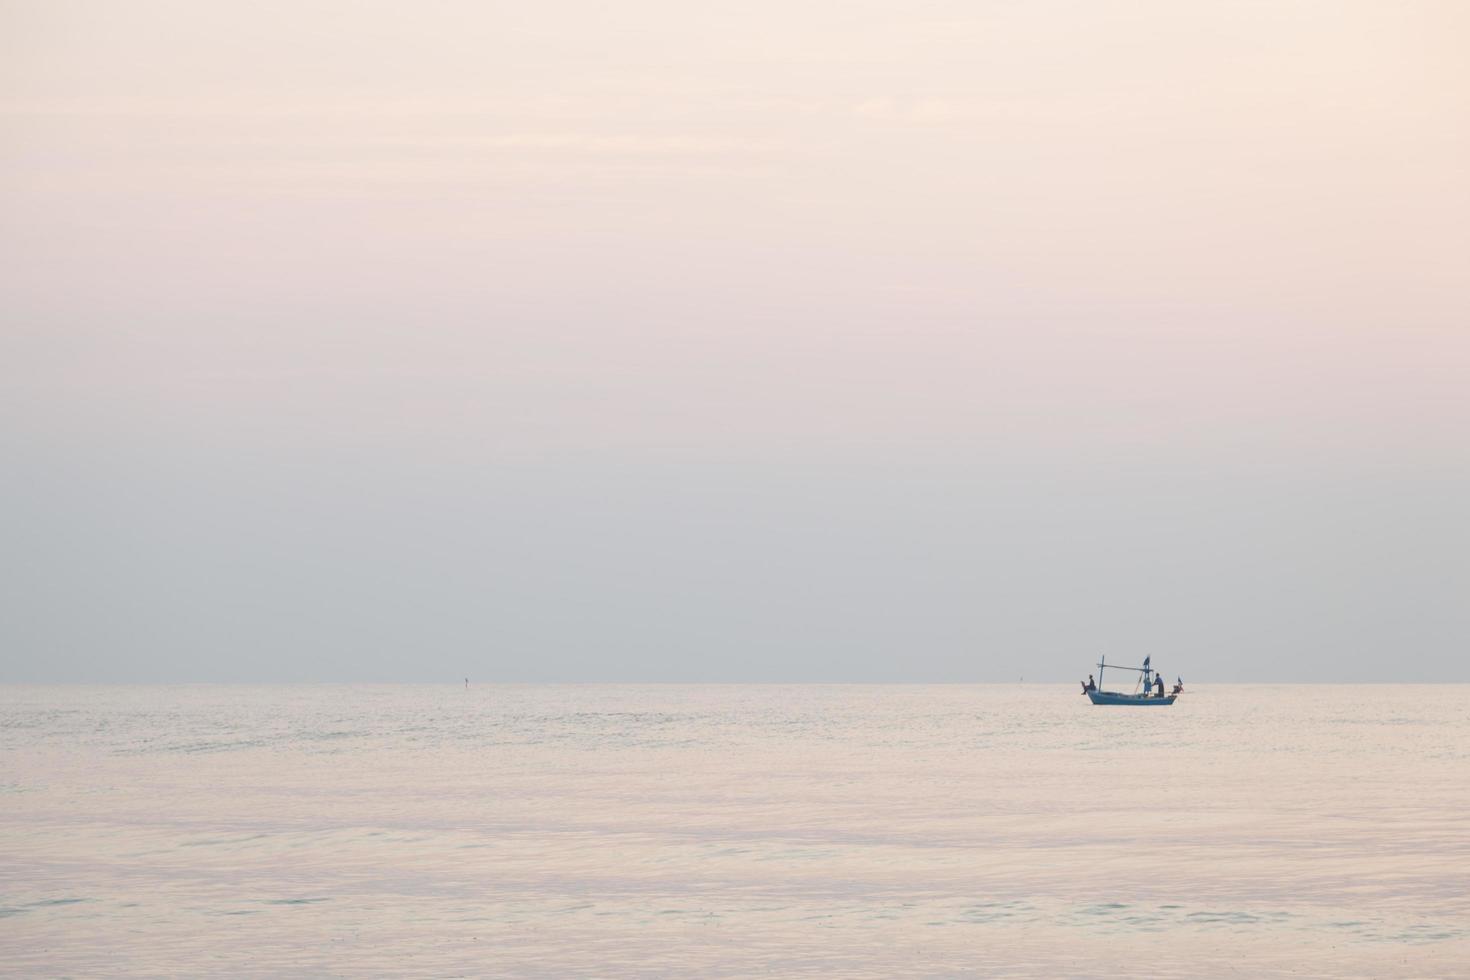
[1171, 679, 1184, 695]
[1080, 674, 1096, 694]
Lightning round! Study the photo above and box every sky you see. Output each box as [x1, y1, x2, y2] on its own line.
[2, 0, 1467, 682]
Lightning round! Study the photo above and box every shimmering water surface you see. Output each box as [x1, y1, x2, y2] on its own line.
[3, 684, 1467, 977]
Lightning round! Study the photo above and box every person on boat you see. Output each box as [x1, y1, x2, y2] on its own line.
[1080, 674, 1096, 694]
[1154, 674, 1165, 697]
[1171, 678, 1184, 696]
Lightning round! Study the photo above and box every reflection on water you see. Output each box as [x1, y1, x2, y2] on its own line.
[2, 684, 1467, 977]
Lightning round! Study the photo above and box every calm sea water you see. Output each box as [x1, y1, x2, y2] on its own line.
[2, 684, 1467, 978]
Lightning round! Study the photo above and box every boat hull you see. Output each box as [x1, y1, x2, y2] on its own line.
[1087, 690, 1176, 706]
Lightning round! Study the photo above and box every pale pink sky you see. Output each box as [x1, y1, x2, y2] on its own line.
[2, 1, 1467, 680]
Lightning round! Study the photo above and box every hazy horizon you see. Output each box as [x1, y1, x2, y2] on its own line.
[4, 681, 1469, 688]
[4, 1, 1467, 683]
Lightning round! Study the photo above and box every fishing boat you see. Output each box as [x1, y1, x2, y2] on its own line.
[1082, 656, 1179, 706]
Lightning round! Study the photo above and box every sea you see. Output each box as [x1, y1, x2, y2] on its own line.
[2, 684, 1467, 978]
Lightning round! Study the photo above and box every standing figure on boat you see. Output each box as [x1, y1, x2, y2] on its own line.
[1155, 673, 1165, 697]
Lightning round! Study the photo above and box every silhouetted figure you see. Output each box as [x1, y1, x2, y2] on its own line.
[1171, 679, 1183, 696]
[1081, 674, 1096, 694]
[1155, 674, 1165, 697]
